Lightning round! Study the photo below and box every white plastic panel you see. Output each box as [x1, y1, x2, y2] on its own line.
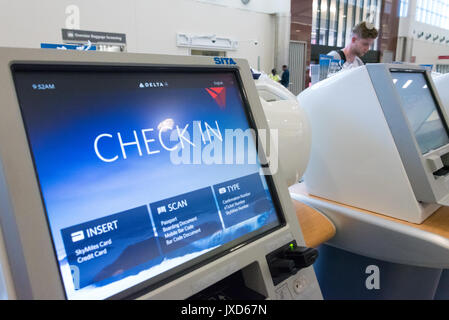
[256, 76, 311, 187]
[434, 73, 449, 121]
[297, 66, 427, 223]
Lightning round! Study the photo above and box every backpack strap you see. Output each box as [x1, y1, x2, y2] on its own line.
[337, 49, 347, 63]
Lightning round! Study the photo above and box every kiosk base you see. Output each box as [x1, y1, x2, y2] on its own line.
[314, 244, 443, 299]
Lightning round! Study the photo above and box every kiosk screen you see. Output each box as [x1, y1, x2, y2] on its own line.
[12, 65, 282, 299]
[391, 70, 449, 154]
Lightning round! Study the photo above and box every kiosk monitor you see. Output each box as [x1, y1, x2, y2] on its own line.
[298, 63, 449, 223]
[391, 70, 449, 155]
[0, 47, 321, 300]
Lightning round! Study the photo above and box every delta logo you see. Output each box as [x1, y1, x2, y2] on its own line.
[205, 87, 226, 108]
[213, 57, 237, 65]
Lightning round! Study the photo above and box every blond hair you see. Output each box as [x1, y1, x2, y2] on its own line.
[352, 21, 378, 39]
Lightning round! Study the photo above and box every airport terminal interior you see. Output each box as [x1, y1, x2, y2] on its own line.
[1, 0, 449, 300]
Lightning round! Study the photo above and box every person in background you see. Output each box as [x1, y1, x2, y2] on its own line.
[280, 65, 289, 88]
[269, 68, 281, 82]
[328, 21, 378, 69]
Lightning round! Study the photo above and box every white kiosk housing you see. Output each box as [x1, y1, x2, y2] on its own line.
[0, 47, 321, 300]
[255, 75, 311, 187]
[298, 64, 449, 223]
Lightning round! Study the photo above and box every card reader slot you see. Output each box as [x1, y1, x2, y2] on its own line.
[431, 153, 449, 177]
[433, 166, 449, 177]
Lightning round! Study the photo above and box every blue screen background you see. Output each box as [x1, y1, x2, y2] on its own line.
[13, 67, 281, 299]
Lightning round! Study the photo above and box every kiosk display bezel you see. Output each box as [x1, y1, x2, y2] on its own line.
[0, 48, 301, 300]
[366, 63, 449, 205]
[10, 63, 287, 300]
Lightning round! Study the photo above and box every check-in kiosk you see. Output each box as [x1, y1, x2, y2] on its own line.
[294, 64, 449, 299]
[299, 64, 449, 224]
[0, 47, 321, 299]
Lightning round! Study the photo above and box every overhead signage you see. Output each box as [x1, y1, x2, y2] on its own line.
[62, 28, 127, 44]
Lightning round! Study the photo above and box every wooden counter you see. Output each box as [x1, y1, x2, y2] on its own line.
[292, 197, 336, 247]
[290, 182, 449, 240]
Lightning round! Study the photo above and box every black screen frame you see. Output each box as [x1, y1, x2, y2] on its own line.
[11, 63, 287, 300]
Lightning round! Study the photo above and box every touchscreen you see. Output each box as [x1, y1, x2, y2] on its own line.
[392, 71, 449, 154]
[12, 66, 281, 299]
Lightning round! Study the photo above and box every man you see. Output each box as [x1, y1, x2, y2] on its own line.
[328, 21, 378, 69]
[280, 65, 289, 88]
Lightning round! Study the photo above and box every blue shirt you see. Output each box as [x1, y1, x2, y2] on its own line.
[280, 69, 289, 88]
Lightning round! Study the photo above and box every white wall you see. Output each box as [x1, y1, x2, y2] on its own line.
[408, 21, 449, 65]
[194, 0, 290, 14]
[397, 0, 449, 66]
[409, 23, 449, 65]
[0, 0, 280, 72]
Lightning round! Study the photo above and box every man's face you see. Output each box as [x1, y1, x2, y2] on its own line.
[351, 36, 374, 57]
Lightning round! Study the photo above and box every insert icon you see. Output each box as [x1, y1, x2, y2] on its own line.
[71, 230, 85, 243]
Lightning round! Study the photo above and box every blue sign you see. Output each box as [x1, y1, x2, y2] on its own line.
[41, 43, 96, 51]
[213, 173, 272, 228]
[150, 187, 222, 254]
[420, 64, 433, 71]
[61, 205, 158, 289]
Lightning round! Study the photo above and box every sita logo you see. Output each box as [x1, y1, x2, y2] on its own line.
[214, 57, 237, 65]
